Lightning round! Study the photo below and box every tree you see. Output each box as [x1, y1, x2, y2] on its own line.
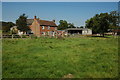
[80, 26, 84, 28]
[109, 11, 119, 29]
[2, 21, 15, 34]
[58, 20, 68, 30]
[68, 23, 75, 28]
[16, 14, 29, 33]
[85, 13, 113, 36]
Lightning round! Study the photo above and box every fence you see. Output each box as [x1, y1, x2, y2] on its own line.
[0, 34, 66, 39]
[0, 34, 32, 39]
[0, 33, 117, 39]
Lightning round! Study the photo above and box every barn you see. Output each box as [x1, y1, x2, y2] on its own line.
[65, 28, 92, 35]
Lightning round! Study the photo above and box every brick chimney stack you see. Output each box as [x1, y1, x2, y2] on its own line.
[34, 16, 37, 19]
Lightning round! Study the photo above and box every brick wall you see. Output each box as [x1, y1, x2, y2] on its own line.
[30, 19, 40, 37]
[40, 26, 57, 36]
[30, 20, 57, 36]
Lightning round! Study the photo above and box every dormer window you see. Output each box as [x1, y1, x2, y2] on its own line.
[42, 26, 45, 29]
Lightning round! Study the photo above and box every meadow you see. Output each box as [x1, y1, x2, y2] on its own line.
[2, 36, 118, 78]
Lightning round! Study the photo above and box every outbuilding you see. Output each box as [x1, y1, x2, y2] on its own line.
[65, 28, 92, 35]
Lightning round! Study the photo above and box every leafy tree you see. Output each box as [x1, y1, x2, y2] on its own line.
[109, 11, 119, 29]
[2, 21, 15, 34]
[68, 23, 75, 28]
[85, 13, 113, 36]
[16, 14, 29, 33]
[80, 26, 84, 28]
[58, 20, 68, 30]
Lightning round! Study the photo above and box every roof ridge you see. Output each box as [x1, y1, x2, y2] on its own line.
[27, 19, 53, 22]
[27, 18, 57, 26]
[26, 18, 33, 19]
[40, 19, 53, 22]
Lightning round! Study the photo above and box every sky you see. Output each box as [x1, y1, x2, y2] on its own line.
[2, 2, 119, 27]
[1, 0, 120, 2]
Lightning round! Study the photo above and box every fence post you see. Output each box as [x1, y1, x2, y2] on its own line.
[12, 35, 13, 39]
[21, 35, 22, 39]
[29, 35, 31, 39]
[1, 35, 2, 39]
[56, 32, 58, 38]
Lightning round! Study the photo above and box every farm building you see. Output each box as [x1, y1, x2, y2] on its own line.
[65, 28, 92, 35]
[10, 16, 92, 37]
[10, 26, 28, 35]
[10, 26, 25, 35]
[112, 29, 120, 35]
[27, 16, 58, 37]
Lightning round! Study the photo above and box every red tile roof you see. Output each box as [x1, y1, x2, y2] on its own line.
[37, 20, 57, 27]
[27, 19, 34, 25]
[27, 19, 57, 27]
[112, 29, 120, 32]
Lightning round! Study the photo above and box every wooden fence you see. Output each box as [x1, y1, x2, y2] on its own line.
[0, 33, 118, 39]
[0, 34, 32, 39]
[0, 34, 66, 39]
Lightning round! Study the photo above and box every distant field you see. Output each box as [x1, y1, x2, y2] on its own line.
[2, 37, 118, 78]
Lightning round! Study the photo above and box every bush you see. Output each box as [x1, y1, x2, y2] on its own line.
[13, 35, 21, 38]
[21, 35, 27, 38]
[30, 34, 37, 39]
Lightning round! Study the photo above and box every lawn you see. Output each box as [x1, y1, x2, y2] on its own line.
[2, 36, 118, 78]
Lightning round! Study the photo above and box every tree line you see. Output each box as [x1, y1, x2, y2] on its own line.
[85, 11, 119, 36]
[2, 11, 119, 36]
[1, 21, 15, 34]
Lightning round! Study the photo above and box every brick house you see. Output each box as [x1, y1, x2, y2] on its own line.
[27, 16, 57, 37]
[112, 29, 120, 35]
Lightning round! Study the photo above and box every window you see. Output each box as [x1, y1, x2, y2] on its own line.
[55, 27, 57, 30]
[48, 26, 50, 29]
[42, 26, 45, 29]
[87, 30, 88, 33]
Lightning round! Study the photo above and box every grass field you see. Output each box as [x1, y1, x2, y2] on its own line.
[2, 36, 118, 78]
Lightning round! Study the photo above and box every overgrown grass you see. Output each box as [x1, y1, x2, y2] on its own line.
[2, 37, 118, 78]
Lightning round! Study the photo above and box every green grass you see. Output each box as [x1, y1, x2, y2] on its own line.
[2, 37, 118, 78]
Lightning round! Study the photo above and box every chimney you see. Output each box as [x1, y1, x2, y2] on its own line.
[53, 20, 55, 22]
[34, 16, 37, 19]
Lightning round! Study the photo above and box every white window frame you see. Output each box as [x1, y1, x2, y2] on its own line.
[55, 27, 57, 30]
[48, 26, 50, 30]
[42, 26, 45, 29]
